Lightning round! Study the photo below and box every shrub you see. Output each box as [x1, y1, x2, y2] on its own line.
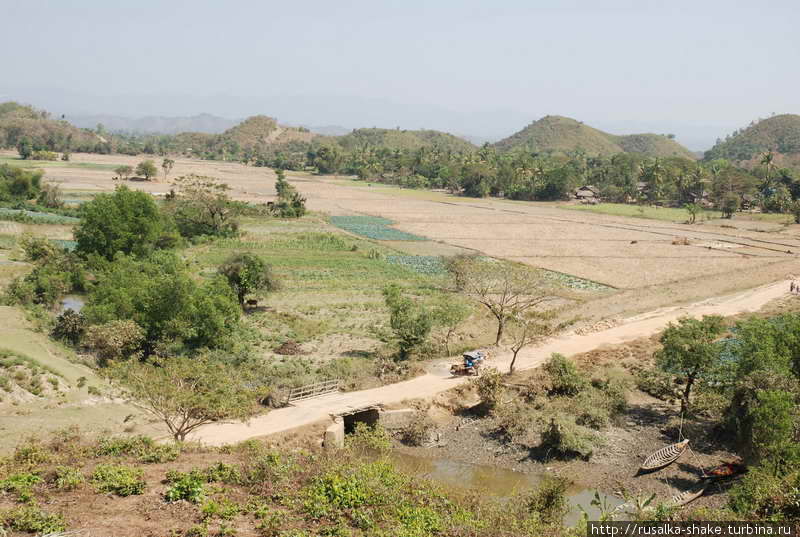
[0, 164, 42, 201]
[83, 320, 145, 362]
[540, 413, 599, 460]
[523, 476, 569, 525]
[401, 411, 435, 446]
[37, 182, 64, 208]
[51, 310, 86, 345]
[90, 464, 146, 496]
[18, 234, 58, 262]
[0, 505, 66, 534]
[494, 400, 537, 445]
[13, 439, 51, 465]
[94, 435, 154, 457]
[471, 367, 505, 412]
[200, 498, 240, 520]
[543, 354, 587, 396]
[0, 472, 42, 502]
[728, 466, 800, 519]
[52, 466, 84, 491]
[138, 443, 180, 464]
[204, 462, 242, 484]
[346, 423, 391, 454]
[30, 150, 58, 161]
[165, 472, 206, 503]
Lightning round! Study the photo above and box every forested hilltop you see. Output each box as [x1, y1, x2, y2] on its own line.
[704, 114, 800, 163]
[492, 115, 696, 159]
[3, 101, 800, 219]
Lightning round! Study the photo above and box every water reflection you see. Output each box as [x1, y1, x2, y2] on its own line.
[389, 451, 624, 525]
[60, 295, 85, 313]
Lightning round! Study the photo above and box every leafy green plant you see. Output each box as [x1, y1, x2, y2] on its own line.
[94, 435, 154, 457]
[138, 443, 180, 464]
[0, 473, 41, 503]
[90, 464, 146, 496]
[204, 462, 242, 484]
[543, 353, 588, 396]
[201, 498, 240, 520]
[0, 505, 66, 534]
[165, 472, 206, 503]
[346, 423, 391, 454]
[52, 466, 84, 491]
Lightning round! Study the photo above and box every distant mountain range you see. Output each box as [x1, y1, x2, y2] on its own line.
[67, 113, 239, 134]
[5, 98, 799, 166]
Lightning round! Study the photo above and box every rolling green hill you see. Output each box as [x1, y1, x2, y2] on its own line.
[493, 115, 695, 158]
[335, 128, 476, 153]
[704, 114, 800, 162]
[217, 115, 316, 150]
[0, 102, 100, 152]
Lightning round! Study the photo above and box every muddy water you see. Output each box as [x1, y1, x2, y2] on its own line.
[389, 451, 625, 525]
[60, 295, 86, 313]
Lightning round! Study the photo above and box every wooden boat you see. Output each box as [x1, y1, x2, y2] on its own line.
[668, 482, 707, 507]
[705, 461, 746, 479]
[639, 439, 690, 472]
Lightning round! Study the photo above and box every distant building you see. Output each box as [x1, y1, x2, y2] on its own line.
[575, 185, 600, 200]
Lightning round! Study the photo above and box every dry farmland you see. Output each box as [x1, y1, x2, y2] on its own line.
[9, 150, 799, 321]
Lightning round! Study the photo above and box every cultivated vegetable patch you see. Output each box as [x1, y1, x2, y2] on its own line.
[330, 215, 427, 241]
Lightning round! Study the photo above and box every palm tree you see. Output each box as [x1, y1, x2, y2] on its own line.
[760, 151, 776, 188]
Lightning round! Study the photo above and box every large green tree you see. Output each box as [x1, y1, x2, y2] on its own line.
[74, 185, 165, 260]
[83, 252, 240, 355]
[165, 174, 239, 238]
[655, 315, 725, 415]
[218, 253, 280, 307]
[383, 284, 432, 359]
[135, 159, 158, 181]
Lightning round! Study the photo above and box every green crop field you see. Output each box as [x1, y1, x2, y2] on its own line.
[0, 208, 79, 224]
[385, 255, 446, 275]
[329, 215, 427, 241]
[560, 202, 722, 222]
[0, 155, 120, 171]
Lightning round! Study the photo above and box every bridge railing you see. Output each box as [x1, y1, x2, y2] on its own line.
[285, 379, 341, 405]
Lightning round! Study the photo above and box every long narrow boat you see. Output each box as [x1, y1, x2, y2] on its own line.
[639, 439, 690, 472]
[668, 482, 707, 507]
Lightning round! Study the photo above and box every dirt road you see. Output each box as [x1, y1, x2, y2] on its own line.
[190, 279, 790, 446]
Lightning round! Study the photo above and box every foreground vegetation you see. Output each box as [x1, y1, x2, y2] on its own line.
[0, 427, 600, 537]
[457, 304, 800, 523]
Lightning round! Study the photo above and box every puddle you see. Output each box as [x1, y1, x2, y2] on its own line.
[60, 295, 86, 313]
[388, 451, 624, 525]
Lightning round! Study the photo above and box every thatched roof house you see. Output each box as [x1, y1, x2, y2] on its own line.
[575, 185, 600, 199]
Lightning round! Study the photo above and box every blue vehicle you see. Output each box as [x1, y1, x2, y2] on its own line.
[450, 350, 485, 376]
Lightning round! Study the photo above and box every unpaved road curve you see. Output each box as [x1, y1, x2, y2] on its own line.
[190, 280, 791, 446]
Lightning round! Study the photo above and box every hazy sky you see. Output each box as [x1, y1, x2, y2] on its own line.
[2, 0, 798, 148]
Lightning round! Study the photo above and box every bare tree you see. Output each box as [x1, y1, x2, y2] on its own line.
[111, 356, 263, 441]
[507, 310, 572, 373]
[448, 256, 559, 345]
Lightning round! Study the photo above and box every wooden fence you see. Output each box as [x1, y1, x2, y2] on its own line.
[285, 379, 341, 405]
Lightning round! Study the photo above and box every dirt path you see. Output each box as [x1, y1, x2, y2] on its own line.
[190, 279, 790, 446]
